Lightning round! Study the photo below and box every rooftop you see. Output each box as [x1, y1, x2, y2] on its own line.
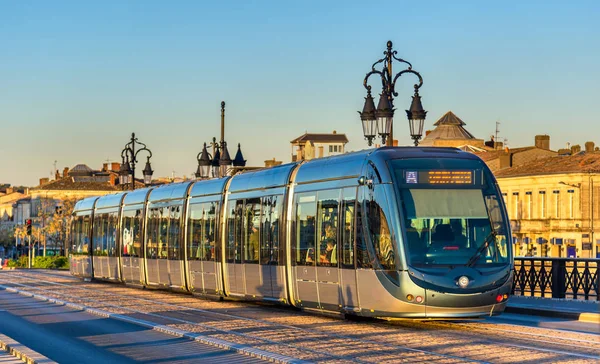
[474, 147, 536, 162]
[421, 111, 478, 143]
[495, 152, 600, 178]
[291, 132, 349, 144]
[33, 177, 119, 191]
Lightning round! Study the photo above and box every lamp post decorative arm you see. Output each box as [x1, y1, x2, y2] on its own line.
[121, 133, 153, 190]
[360, 40, 427, 147]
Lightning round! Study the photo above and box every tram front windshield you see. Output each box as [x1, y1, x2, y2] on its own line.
[392, 158, 509, 267]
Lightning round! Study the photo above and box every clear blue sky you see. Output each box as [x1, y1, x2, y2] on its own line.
[1, 1, 598, 186]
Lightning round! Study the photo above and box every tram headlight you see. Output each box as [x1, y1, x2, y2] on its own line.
[415, 296, 423, 304]
[406, 294, 414, 302]
[457, 276, 470, 288]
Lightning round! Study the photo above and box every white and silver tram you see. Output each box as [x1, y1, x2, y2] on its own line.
[70, 147, 513, 318]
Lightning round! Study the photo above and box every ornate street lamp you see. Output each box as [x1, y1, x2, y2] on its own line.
[360, 40, 427, 146]
[195, 102, 246, 179]
[195, 143, 211, 179]
[120, 133, 153, 190]
[232, 143, 247, 167]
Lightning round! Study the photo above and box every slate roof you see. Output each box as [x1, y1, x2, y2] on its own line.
[33, 177, 119, 191]
[421, 111, 478, 143]
[475, 147, 536, 162]
[68, 164, 95, 177]
[495, 152, 600, 178]
[291, 132, 349, 144]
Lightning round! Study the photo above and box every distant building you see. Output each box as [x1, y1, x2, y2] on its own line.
[419, 111, 486, 149]
[291, 130, 348, 162]
[495, 144, 600, 258]
[476, 135, 557, 173]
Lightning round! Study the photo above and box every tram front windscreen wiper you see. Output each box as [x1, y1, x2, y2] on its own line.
[466, 231, 497, 267]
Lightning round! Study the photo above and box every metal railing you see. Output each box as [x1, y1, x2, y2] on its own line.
[512, 257, 599, 301]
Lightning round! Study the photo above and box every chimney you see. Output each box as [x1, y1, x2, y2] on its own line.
[111, 162, 120, 172]
[63, 167, 69, 177]
[6, 187, 14, 194]
[264, 158, 283, 168]
[393, 139, 398, 147]
[332, 130, 337, 134]
[535, 135, 550, 150]
[557, 148, 571, 156]
[499, 152, 513, 169]
[109, 174, 116, 186]
[585, 141, 595, 152]
[24, 188, 29, 195]
[55, 170, 60, 180]
[39, 178, 49, 186]
[571, 144, 581, 154]
[102, 163, 108, 172]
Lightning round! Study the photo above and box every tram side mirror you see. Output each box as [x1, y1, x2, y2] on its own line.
[357, 176, 373, 189]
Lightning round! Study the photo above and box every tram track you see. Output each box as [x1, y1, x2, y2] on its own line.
[1, 270, 598, 363]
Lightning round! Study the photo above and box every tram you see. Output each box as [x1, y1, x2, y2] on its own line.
[70, 147, 513, 318]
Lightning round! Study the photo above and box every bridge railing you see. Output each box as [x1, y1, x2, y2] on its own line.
[512, 257, 599, 301]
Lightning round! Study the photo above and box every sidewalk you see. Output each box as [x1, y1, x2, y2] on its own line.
[506, 295, 600, 323]
[0, 334, 56, 364]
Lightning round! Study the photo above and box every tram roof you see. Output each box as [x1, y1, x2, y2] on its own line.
[228, 163, 299, 193]
[147, 181, 192, 203]
[189, 177, 229, 197]
[123, 187, 153, 206]
[95, 192, 125, 210]
[73, 196, 99, 212]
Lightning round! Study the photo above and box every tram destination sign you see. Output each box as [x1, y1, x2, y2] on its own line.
[405, 170, 474, 185]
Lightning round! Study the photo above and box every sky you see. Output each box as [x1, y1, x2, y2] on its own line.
[1, 1, 599, 186]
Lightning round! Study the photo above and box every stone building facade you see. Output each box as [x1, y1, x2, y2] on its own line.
[494, 149, 600, 258]
[290, 131, 349, 161]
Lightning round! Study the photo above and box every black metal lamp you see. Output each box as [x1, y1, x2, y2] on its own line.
[211, 145, 221, 178]
[376, 92, 394, 145]
[219, 141, 232, 177]
[359, 91, 377, 146]
[142, 157, 153, 185]
[232, 143, 247, 167]
[195, 143, 211, 179]
[120, 157, 132, 186]
[406, 90, 427, 146]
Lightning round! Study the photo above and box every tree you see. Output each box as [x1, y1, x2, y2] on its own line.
[46, 197, 78, 256]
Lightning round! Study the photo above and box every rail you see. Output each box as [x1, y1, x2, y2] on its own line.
[512, 257, 599, 301]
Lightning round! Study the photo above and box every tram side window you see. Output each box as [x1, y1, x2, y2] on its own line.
[356, 189, 373, 269]
[366, 186, 396, 270]
[205, 202, 217, 260]
[92, 213, 104, 256]
[341, 188, 356, 269]
[295, 193, 317, 266]
[71, 216, 81, 254]
[261, 195, 281, 265]
[188, 203, 203, 260]
[82, 215, 90, 254]
[168, 205, 182, 260]
[107, 212, 118, 257]
[158, 207, 170, 259]
[243, 198, 261, 264]
[317, 189, 339, 267]
[146, 207, 160, 259]
[226, 200, 243, 264]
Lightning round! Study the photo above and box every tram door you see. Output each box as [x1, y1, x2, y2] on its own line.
[315, 190, 342, 311]
[186, 201, 219, 294]
[226, 200, 245, 296]
[260, 195, 284, 299]
[295, 193, 320, 308]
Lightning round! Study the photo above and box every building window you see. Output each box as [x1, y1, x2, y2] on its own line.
[501, 193, 507, 204]
[512, 192, 519, 219]
[568, 189, 575, 219]
[525, 191, 532, 219]
[329, 145, 333, 153]
[539, 191, 546, 218]
[553, 190, 560, 218]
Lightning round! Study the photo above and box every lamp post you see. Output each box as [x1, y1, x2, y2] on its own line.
[359, 40, 427, 147]
[120, 133, 154, 190]
[195, 102, 246, 179]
